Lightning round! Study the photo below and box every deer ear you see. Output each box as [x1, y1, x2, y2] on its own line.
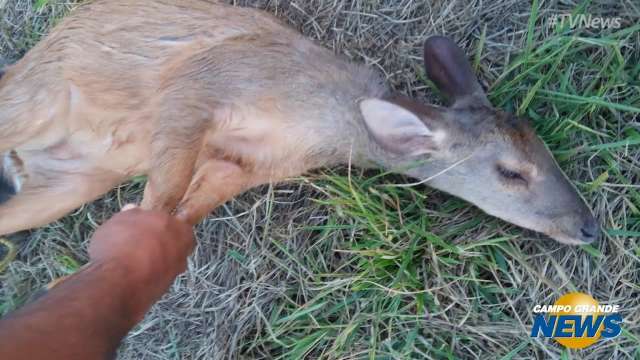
[423, 36, 489, 107]
[360, 98, 438, 156]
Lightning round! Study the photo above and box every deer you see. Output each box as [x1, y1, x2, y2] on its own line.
[0, 0, 599, 245]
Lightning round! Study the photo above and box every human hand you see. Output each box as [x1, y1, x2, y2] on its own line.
[88, 205, 195, 305]
[0, 207, 195, 360]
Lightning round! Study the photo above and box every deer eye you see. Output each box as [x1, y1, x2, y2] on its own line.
[496, 165, 528, 185]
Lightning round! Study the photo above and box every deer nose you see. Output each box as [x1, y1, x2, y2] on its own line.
[579, 217, 600, 243]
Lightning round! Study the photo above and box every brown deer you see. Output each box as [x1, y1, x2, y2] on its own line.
[0, 0, 598, 244]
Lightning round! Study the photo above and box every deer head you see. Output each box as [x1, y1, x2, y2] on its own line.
[360, 36, 599, 245]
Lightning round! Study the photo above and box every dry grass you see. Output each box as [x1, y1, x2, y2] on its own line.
[1, 0, 639, 359]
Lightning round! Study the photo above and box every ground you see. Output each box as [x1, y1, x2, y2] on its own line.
[1, 0, 639, 359]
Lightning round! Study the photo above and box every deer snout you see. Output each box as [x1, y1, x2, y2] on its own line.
[549, 211, 600, 245]
[578, 216, 600, 244]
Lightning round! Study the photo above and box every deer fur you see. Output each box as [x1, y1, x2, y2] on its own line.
[0, 0, 598, 244]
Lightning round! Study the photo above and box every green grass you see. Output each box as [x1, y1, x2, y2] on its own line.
[247, 171, 527, 358]
[0, 238, 17, 273]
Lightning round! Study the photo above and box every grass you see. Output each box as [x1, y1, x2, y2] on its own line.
[1, 0, 639, 359]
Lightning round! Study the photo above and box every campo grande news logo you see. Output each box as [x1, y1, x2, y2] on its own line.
[530, 292, 622, 349]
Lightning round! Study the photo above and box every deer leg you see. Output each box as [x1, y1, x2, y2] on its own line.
[140, 144, 200, 212]
[0, 172, 121, 236]
[140, 100, 216, 213]
[173, 158, 257, 225]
